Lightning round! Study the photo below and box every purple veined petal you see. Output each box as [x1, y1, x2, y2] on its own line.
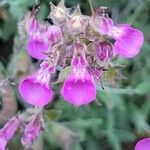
[71, 52, 88, 80]
[71, 43, 87, 69]
[135, 138, 150, 150]
[113, 25, 144, 58]
[27, 18, 40, 34]
[71, 55, 87, 69]
[61, 71, 96, 106]
[95, 17, 113, 35]
[96, 41, 114, 61]
[19, 74, 53, 106]
[21, 113, 42, 146]
[98, 18, 110, 34]
[45, 25, 62, 43]
[27, 34, 50, 60]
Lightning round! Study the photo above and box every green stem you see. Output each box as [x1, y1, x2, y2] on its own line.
[88, 0, 94, 15]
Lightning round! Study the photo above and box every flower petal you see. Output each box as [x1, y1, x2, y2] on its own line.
[19, 76, 53, 106]
[0, 138, 7, 150]
[113, 25, 144, 58]
[27, 35, 50, 60]
[98, 18, 113, 35]
[135, 138, 150, 150]
[61, 71, 96, 106]
[0, 116, 20, 149]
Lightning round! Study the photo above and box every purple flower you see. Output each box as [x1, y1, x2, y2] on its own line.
[27, 32, 50, 60]
[61, 43, 96, 106]
[45, 25, 62, 43]
[135, 138, 150, 150]
[21, 113, 42, 146]
[0, 116, 20, 150]
[26, 15, 51, 60]
[96, 17, 144, 58]
[110, 24, 144, 58]
[19, 61, 54, 106]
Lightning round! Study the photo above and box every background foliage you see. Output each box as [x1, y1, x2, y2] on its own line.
[0, 0, 150, 150]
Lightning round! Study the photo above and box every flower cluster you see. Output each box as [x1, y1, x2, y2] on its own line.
[0, 113, 42, 149]
[18, 0, 144, 107]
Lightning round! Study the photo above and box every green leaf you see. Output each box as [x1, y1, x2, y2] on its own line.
[43, 109, 62, 121]
[135, 82, 150, 94]
[70, 118, 102, 129]
[54, 66, 72, 84]
[9, 0, 35, 20]
[115, 129, 136, 142]
[71, 142, 83, 150]
[0, 18, 16, 40]
[38, 3, 48, 21]
[107, 129, 121, 150]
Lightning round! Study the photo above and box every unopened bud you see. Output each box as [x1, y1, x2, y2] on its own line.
[21, 113, 42, 146]
[68, 5, 88, 34]
[49, 0, 68, 24]
[96, 41, 113, 61]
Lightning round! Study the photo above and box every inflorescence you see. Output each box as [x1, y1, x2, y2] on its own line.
[0, 0, 144, 149]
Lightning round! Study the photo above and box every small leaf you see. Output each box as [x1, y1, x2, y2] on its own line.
[135, 82, 150, 94]
[53, 66, 72, 84]
[43, 109, 62, 121]
[70, 118, 102, 129]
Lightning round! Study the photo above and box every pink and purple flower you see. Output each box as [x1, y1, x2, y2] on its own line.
[97, 17, 144, 58]
[18, 4, 144, 107]
[61, 43, 96, 106]
[27, 32, 50, 60]
[19, 60, 54, 106]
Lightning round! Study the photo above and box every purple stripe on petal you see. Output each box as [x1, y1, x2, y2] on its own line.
[19, 76, 53, 106]
[135, 138, 150, 150]
[61, 71, 96, 106]
[27, 18, 39, 34]
[98, 18, 112, 35]
[45, 25, 62, 43]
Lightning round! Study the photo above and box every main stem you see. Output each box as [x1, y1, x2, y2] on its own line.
[88, 0, 94, 15]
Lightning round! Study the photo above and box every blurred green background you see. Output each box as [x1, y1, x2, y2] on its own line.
[0, 0, 150, 150]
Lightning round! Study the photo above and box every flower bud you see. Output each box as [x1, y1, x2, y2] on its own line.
[49, 0, 68, 24]
[45, 25, 62, 43]
[67, 5, 88, 34]
[96, 41, 113, 61]
[0, 116, 20, 149]
[21, 113, 42, 146]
